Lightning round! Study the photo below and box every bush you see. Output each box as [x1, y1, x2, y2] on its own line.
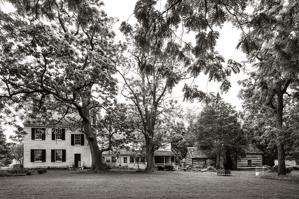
[13, 164, 23, 169]
[37, 168, 47, 174]
[7, 168, 26, 174]
[271, 165, 293, 173]
[157, 166, 164, 171]
[165, 165, 174, 171]
[0, 170, 10, 177]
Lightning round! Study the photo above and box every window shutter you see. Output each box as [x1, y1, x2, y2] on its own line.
[31, 149, 35, 162]
[42, 130, 46, 140]
[62, 129, 65, 140]
[62, 150, 66, 162]
[81, 134, 84, 146]
[51, 150, 55, 162]
[52, 130, 55, 140]
[31, 128, 35, 140]
[42, 150, 46, 162]
[71, 134, 74, 145]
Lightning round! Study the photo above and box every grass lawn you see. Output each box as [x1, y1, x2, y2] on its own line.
[0, 170, 299, 199]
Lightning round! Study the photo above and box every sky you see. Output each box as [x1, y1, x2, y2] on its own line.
[102, 0, 248, 111]
[0, 0, 249, 138]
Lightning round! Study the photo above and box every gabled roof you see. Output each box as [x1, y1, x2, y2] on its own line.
[187, 147, 209, 159]
[245, 144, 263, 154]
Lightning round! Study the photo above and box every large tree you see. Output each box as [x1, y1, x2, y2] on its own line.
[118, 0, 244, 172]
[238, 0, 299, 175]
[191, 96, 246, 169]
[0, 0, 118, 171]
[240, 77, 299, 167]
[118, 0, 189, 172]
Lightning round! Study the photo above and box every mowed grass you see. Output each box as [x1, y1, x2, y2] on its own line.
[0, 170, 299, 199]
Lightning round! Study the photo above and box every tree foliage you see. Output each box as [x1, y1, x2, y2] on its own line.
[96, 103, 136, 153]
[119, 0, 191, 172]
[0, 128, 11, 166]
[237, 0, 299, 175]
[0, 0, 118, 170]
[190, 97, 246, 169]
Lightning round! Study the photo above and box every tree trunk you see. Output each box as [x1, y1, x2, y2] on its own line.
[216, 151, 223, 169]
[276, 87, 286, 175]
[145, 136, 155, 172]
[216, 153, 220, 169]
[82, 111, 106, 171]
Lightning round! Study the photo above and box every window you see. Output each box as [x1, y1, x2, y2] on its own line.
[31, 149, 46, 162]
[130, 156, 134, 163]
[55, 150, 63, 161]
[32, 128, 46, 140]
[51, 149, 66, 162]
[52, 128, 65, 140]
[71, 134, 84, 146]
[34, 150, 43, 161]
[123, 157, 127, 163]
[74, 134, 81, 145]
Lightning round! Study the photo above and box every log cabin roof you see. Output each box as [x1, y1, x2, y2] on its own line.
[187, 147, 209, 159]
[245, 144, 263, 154]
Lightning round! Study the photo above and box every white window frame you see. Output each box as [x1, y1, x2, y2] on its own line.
[55, 149, 63, 162]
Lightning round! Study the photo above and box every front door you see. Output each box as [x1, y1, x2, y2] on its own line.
[74, 154, 81, 168]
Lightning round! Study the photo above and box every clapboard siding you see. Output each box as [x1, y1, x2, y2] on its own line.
[23, 126, 92, 168]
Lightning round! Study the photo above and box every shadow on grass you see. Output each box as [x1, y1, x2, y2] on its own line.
[71, 168, 178, 175]
[260, 172, 299, 184]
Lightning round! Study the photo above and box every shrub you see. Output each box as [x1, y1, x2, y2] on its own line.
[165, 165, 174, 171]
[0, 170, 10, 177]
[271, 165, 292, 174]
[37, 168, 47, 174]
[12, 164, 23, 169]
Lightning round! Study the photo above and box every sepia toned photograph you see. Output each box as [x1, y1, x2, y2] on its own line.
[0, 0, 298, 198]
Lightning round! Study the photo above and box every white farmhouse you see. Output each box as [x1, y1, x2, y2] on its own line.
[23, 119, 92, 169]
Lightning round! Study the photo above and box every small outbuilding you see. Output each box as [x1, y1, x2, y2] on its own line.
[237, 144, 263, 168]
[185, 147, 213, 169]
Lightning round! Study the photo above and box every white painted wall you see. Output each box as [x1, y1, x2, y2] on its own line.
[23, 126, 92, 168]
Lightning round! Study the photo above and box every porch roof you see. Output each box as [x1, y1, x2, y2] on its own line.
[154, 150, 174, 156]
